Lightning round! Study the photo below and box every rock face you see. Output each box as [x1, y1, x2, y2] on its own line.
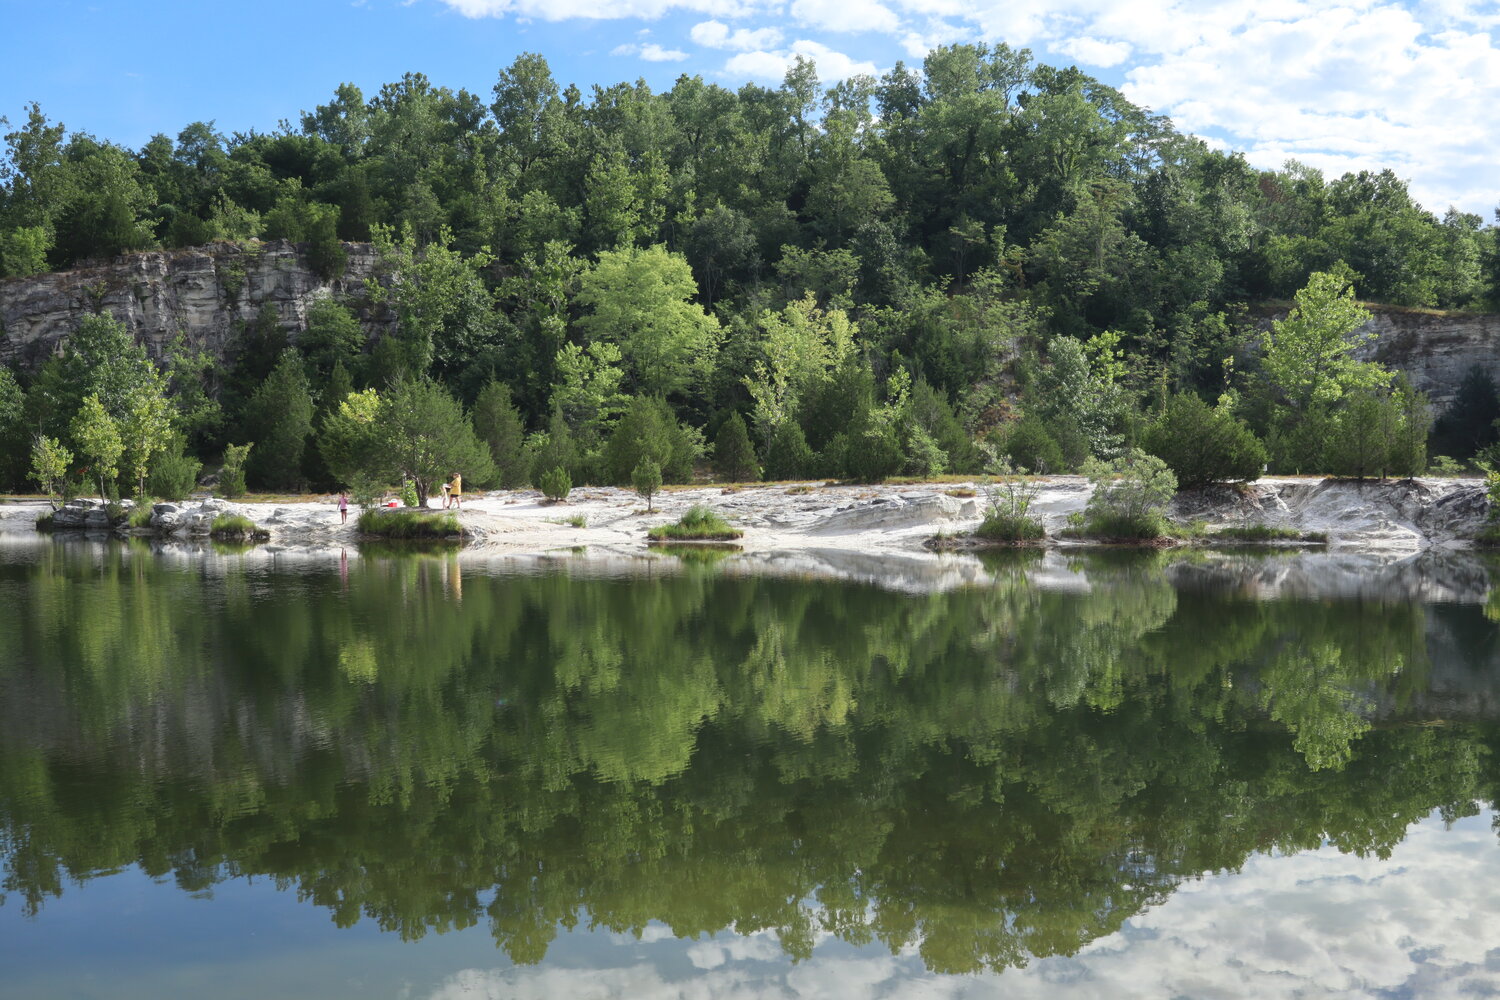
[0, 240, 388, 369]
[1351, 308, 1500, 408]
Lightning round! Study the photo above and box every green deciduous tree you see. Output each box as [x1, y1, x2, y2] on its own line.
[72, 393, 123, 500]
[374, 379, 495, 507]
[575, 245, 721, 398]
[29, 435, 73, 509]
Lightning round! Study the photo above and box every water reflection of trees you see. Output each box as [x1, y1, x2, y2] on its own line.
[0, 545, 1495, 974]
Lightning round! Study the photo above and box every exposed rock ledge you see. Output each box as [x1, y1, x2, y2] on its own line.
[2, 475, 1490, 558]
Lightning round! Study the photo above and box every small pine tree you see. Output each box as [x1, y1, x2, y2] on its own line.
[1142, 393, 1267, 490]
[764, 421, 814, 480]
[539, 466, 572, 502]
[220, 443, 252, 498]
[633, 458, 662, 511]
[244, 348, 314, 491]
[713, 412, 759, 482]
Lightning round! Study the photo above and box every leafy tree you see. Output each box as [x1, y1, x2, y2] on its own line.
[244, 348, 314, 490]
[632, 459, 662, 512]
[118, 373, 175, 499]
[27, 313, 158, 442]
[743, 294, 856, 440]
[1000, 415, 1066, 474]
[0, 225, 51, 277]
[713, 413, 759, 482]
[374, 379, 495, 507]
[29, 435, 72, 508]
[1142, 393, 1267, 489]
[72, 393, 124, 500]
[299, 298, 364, 386]
[319, 388, 383, 487]
[1260, 270, 1390, 416]
[575, 245, 721, 398]
[471, 381, 528, 489]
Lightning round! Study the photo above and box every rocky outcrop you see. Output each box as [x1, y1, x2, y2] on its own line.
[1351, 307, 1500, 408]
[0, 240, 388, 369]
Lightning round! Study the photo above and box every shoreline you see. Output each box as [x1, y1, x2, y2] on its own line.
[1, 475, 1490, 561]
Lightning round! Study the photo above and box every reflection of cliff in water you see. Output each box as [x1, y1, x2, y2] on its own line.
[0, 543, 1498, 974]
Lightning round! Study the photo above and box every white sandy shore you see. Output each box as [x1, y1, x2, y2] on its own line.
[1, 474, 1488, 559]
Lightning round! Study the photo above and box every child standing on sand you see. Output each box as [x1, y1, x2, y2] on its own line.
[338, 492, 349, 524]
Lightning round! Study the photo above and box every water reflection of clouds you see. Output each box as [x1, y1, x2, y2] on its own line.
[425, 812, 1500, 999]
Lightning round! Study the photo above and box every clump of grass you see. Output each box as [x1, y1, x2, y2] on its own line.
[945, 487, 977, 498]
[1208, 524, 1305, 542]
[210, 513, 267, 540]
[1057, 510, 1167, 541]
[128, 505, 154, 529]
[974, 511, 1046, 542]
[357, 508, 462, 539]
[35, 512, 55, 532]
[785, 485, 815, 495]
[648, 504, 743, 541]
[550, 513, 587, 528]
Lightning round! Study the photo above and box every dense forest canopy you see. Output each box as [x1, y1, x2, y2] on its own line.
[1, 45, 1495, 495]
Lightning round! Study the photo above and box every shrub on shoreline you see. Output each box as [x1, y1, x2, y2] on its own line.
[209, 513, 267, 540]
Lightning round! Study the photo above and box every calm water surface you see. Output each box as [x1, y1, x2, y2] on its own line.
[3, 538, 1500, 998]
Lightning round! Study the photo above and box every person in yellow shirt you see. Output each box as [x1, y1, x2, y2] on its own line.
[448, 472, 463, 510]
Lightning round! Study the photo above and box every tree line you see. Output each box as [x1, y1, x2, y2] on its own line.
[2, 44, 1495, 497]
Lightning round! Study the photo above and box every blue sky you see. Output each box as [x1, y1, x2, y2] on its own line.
[4, 0, 1499, 216]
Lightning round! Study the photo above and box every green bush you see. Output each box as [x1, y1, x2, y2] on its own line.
[1142, 393, 1266, 489]
[400, 480, 419, 508]
[1080, 449, 1177, 539]
[647, 504, 742, 541]
[220, 443, 251, 498]
[977, 457, 1045, 541]
[713, 412, 760, 482]
[128, 505, 154, 529]
[764, 421, 814, 480]
[539, 466, 572, 502]
[356, 509, 462, 538]
[148, 434, 203, 500]
[1000, 415, 1067, 475]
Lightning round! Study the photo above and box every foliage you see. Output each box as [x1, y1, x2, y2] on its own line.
[147, 433, 202, 500]
[29, 434, 73, 508]
[763, 421, 814, 480]
[1142, 392, 1266, 489]
[1431, 365, 1499, 463]
[575, 245, 721, 398]
[977, 457, 1045, 541]
[713, 412, 759, 482]
[471, 380, 528, 489]
[601, 395, 702, 485]
[244, 348, 314, 490]
[367, 380, 496, 507]
[538, 466, 571, 502]
[1081, 449, 1178, 539]
[632, 459, 662, 512]
[72, 393, 124, 500]
[219, 442, 252, 498]
[647, 504, 742, 540]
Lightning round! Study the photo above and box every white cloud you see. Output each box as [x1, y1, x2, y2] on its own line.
[1054, 35, 1132, 67]
[419, 811, 1500, 1000]
[691, 19, 785, 50]
[611, 41, 689, 59]
[791, 0, 901, 33]
[724, 40, 879, 81]
[438, 0, 766, 20]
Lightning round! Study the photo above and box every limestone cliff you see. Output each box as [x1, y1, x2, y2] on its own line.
[1350, 307, 1500, 408]
[0, 240, 387, 369]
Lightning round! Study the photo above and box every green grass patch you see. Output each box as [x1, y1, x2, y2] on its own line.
[1059, 511, 1168, 541]
[647, 504, 743, 541]
[549, 513, 587, 528]
[357, 508, 463, 539]
[1208, 524, 1308, 542]
[128, 505, 154, 529]
[209, 513, 267, 540]
[35, 512, 55, 532]
[974, 511, 1045, 542]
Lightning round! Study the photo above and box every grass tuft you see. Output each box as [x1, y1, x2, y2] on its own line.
[128, 505, 154, 529]
[357, 508, 462, 539]
[1208, 524, 1306, 542]
[974, 511, 1045, 542]
[210, 513, 267, 540]
[647, 504, 743, 541]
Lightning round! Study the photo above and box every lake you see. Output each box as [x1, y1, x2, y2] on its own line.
[2, 537, 1499, 998]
